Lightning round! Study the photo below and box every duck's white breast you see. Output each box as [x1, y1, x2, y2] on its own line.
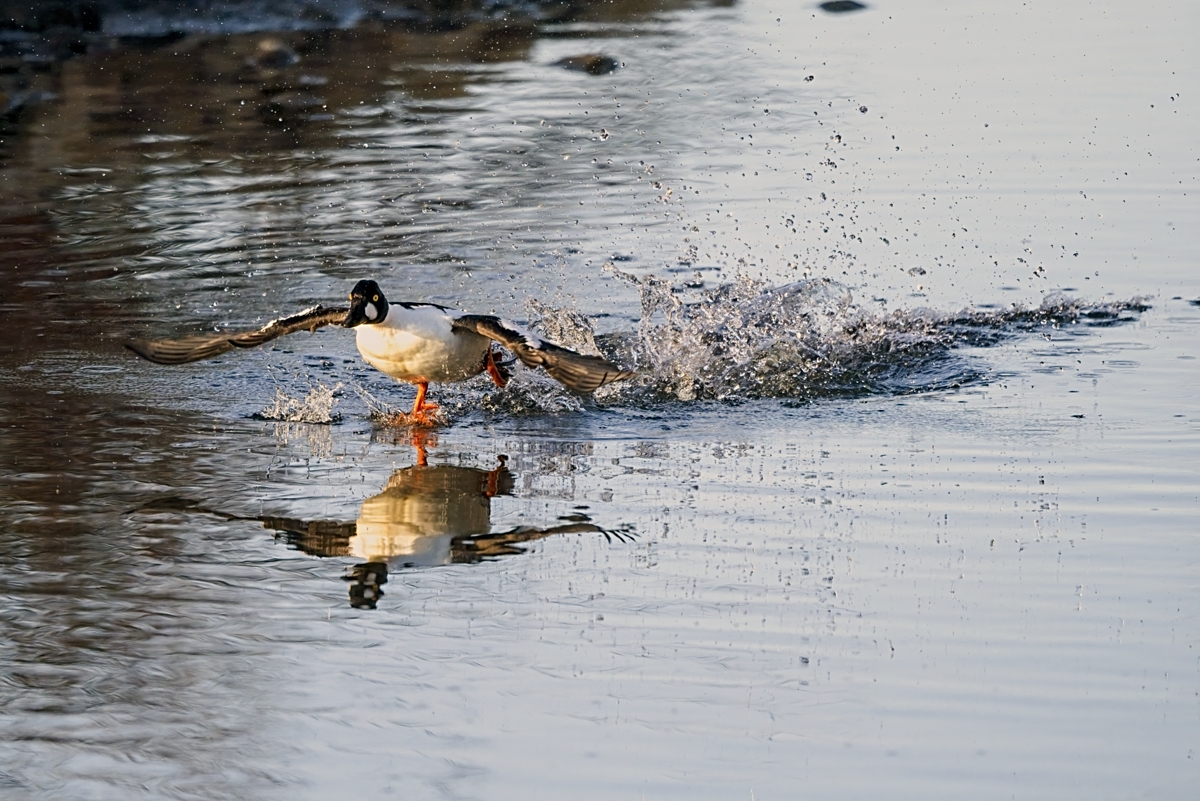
[355, 305, 489, 384]
[349, 466, 491, 562]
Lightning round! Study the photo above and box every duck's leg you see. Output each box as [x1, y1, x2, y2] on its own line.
[411, 382, 439, 415]
[484, 346, 509, 388]
[411, 429, 432, 466]
[382, 383, 441, 428]
[484, 454, 509, 496]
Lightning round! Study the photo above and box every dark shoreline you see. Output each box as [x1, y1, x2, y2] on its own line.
[0, 0, 644, 120]
[0, 0, 580, 75]
[1, 1, 575, 37]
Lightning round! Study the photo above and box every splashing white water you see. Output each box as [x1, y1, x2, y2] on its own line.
[526, 298, 604, 357]
[480, 370, 586, 416]
[531, 269, 1149, 404]
[256, 382, 343, 423]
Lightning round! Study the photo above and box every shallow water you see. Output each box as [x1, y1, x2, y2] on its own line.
[1, 0, 1198, 799]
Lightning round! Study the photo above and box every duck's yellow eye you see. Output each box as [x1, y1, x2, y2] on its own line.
[372, 295, 379, 302]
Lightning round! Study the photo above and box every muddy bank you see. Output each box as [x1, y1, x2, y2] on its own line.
[0, 0, 573, 36]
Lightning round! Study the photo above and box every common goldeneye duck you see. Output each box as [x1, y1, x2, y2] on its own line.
[127, 279, 634, 423]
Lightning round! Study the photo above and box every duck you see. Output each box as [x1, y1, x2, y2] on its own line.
[126, 279, 634, 423]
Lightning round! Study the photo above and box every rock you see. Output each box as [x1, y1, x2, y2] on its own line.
[554, 54, 620, 76]
[819, 1, 868, 12]
[254, 38, 300, 70]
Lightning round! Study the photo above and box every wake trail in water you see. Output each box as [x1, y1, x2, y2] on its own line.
[520, 270, 1149, 406]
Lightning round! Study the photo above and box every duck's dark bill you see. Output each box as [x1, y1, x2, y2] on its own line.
[125, 305, 349, 365]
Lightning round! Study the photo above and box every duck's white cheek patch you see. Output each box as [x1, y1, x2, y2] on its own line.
[364, 303, 378, 321]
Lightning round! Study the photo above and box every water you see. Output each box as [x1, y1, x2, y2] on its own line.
[1, 0, 1198, 798]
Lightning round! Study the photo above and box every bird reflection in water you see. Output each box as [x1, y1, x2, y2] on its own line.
[257, 436, 631, 608]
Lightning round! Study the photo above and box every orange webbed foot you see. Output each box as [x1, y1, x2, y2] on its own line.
[380, 408, 444, 428]
[375, 382, 444, 427]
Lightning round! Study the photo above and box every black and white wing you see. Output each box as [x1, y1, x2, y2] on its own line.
[451, 314, 634, 393]
[126, 305, 349, 365]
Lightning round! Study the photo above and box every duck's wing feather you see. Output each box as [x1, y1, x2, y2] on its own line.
[224, 305, 349, 348]
[126, 305, 349, 365]
[451, 314, 634, 393]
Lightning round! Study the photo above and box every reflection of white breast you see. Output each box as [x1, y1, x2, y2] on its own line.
[349, 466, 493, 564]
[354, 305, 489, 384]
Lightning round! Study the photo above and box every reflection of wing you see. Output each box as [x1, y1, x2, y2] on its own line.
[451, 314, 633, 393]
[262, 516, 358, 558]
[125, 305, 349, 365]
[454, 522, 634, 562]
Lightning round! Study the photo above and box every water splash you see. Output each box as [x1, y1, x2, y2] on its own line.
[354, 382, 468, 426]
[479, 370, 586, 416]
[255, 381, 343, 423]
[526, 298, 604, 357]
[535, 270, 1149, 404]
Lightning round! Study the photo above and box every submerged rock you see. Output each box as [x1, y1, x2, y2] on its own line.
[555, 53, 620, 75]
[260, 90, 327, 119]
[253, 37, 300, 69]
[819, 1, 868, 12]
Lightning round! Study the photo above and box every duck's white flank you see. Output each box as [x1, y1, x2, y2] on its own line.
[354, 304, 489, 384]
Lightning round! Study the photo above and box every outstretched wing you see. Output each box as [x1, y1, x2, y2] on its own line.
[126, 305, 349, 365]
[451, 314, 634, 393]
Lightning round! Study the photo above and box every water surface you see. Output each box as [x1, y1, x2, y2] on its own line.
[1, 1, 1197, 798]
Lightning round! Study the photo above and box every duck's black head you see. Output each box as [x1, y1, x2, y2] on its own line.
[344, 280, 388, 327]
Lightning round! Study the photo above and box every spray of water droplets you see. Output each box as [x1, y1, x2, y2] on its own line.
[528, 269, 1148, 405]
[255, 381, 344, 423]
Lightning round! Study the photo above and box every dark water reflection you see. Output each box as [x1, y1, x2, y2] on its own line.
[2, 1, 701, 325]
[0, 394, 291, 796]
[0, 374, 637, 794]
